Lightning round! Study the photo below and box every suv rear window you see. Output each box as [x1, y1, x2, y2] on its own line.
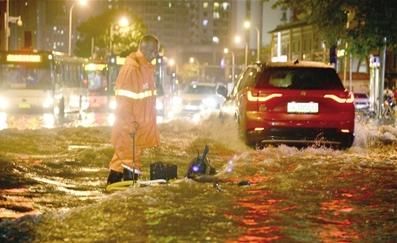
[256, 67, 344, 90]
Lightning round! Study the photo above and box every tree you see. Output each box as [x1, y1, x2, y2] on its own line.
[179, 62, 200, 84]
[75, 9, 147, 58]
[268, 0, 397, 58]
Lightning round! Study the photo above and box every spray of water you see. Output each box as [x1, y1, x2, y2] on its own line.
[159, 113, 396, 178]
[354, 118, 397, 148]
[194, 114, 250, 152]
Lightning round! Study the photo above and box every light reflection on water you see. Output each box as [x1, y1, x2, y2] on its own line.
[233, 187, 283, 242]
[219, 139, 397, 242]
[1, 115, 396, 242]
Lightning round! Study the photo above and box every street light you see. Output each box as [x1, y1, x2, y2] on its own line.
[109, 16, 130, 54]
[68, 0, 88, 56]
[223, 48, 235, 84]
[244, 20, 261, 62]
[118, 16, 129, 27]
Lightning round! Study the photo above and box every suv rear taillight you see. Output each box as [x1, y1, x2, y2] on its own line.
[247, 90, 282, 102]
[323, 91, 354, 104]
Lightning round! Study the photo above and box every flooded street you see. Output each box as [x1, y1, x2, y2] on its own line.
[0, 116, 397, 242]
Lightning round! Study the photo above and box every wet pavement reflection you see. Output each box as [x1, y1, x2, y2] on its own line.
[0, 116, 396, 242]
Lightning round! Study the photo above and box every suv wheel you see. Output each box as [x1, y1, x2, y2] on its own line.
[339, 133, 354, 149]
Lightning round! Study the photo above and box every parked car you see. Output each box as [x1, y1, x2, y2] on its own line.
[173, 82, 227, 118]
[226, 61, 355, 149]
[353, 92, 370, 110]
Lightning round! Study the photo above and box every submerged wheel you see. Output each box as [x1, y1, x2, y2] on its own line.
[339, 133, 354, 149]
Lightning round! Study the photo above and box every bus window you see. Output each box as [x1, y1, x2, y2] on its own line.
[85, 63, 108, 94]
[0, 65, 52, 90]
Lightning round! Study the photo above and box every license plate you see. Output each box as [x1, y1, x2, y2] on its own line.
[287, 102, 318, 113]
[19, 103, 31, 109]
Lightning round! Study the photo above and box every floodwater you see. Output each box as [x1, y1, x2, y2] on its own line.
[0, 114, 396, 242]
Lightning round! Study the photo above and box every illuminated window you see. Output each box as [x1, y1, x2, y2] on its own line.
[203, 2, 208, 8]
[157, 16, 161, 21]
[214, 2, 219, 9]
[168, 2, 172, 8]
[213, 11, 220, 19]
[222, 2, 229, 10]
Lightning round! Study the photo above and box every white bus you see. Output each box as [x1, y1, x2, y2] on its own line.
[0, 50, 89, 127]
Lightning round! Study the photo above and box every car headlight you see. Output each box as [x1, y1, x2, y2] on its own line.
[107, 113, 116, 126]
[0, 96, 9, 110]
[156, 99, 164, 110]
[109, 100, 117, 110]
[202, 97, 218, 109]
[42, 113, 55, 128]
[171, 96, 183, 106]
[42, 96, 54, 108]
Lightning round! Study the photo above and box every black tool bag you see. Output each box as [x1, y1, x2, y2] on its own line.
[150, 162, 178, 181]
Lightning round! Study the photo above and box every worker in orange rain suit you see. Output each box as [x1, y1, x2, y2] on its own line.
[107, 35, 160, 184]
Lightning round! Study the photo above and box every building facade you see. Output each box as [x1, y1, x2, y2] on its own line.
[0, 0, 292, 82]
[0, 0, 97, 53]
[268, 20, 397, 92]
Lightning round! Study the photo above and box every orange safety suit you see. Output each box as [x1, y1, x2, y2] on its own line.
[109, 51, 159, 173]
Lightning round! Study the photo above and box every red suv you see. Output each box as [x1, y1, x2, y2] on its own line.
[226, 61, 355, 149]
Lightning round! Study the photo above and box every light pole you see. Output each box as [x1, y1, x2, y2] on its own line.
[68, 0, 88, 56]
[168, 58, 178, 92]
[224, 48, 235, 84]
[244, 20, 261, 63]
[4, 0, 23, 51]
[234, 35, 248, 68]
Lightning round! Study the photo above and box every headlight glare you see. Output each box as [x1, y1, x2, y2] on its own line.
[171, 96, 182, 106]
[0, 96, 9, 110]
[42, 97, 54, 108]
[109, 100, 117, 110]
[202, 97, 217, 108]
[156, 100, 164, 110]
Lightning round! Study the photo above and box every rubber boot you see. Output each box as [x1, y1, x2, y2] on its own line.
[123, 168, 139, 181]
[107, 170, 123, 185]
